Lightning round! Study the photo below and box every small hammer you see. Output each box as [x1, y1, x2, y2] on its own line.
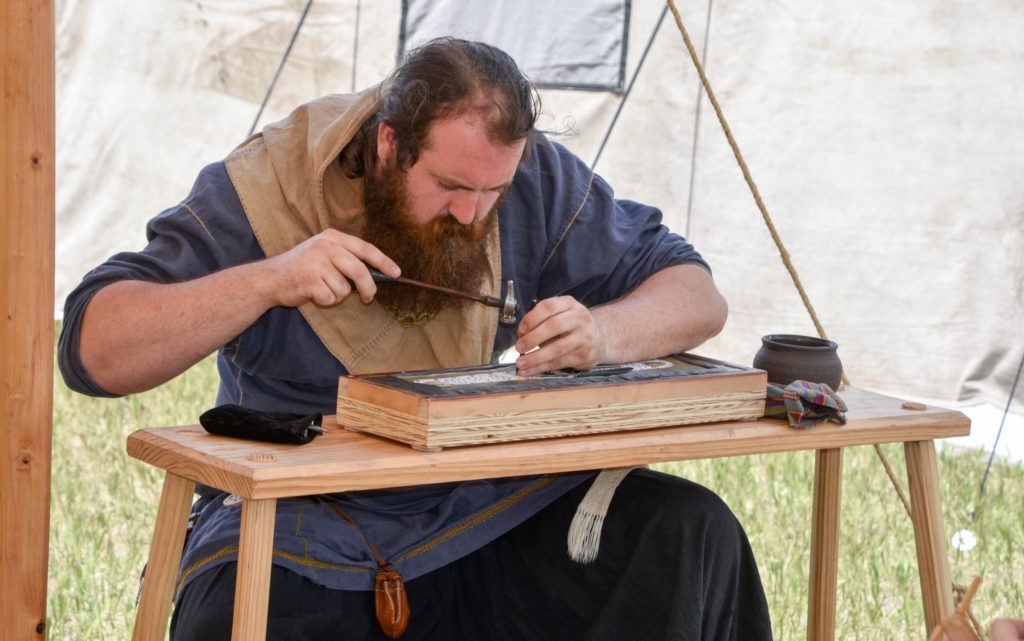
[368, 268, 519, 325]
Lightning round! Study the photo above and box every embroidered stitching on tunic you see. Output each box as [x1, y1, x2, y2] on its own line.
[273, 548, 373, 575]
[175, 545, 374, 598]
[176, 546, 238, 597]
[182, 202, 215, 241]
[539, 168, 597, 273]
[345, 313, 399, 365]
[394, 475, 555, 563]
[380, 303, 438, 328]
[294, 503, 307, 536]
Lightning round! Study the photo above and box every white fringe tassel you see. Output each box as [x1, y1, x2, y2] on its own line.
[567, 467, 639, 564]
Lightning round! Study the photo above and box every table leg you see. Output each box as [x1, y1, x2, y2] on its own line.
[132, 472, 196, 641]
[231, 498, 277, 641]
[905, 440, 954, 633]
[807, 448, 843, 641]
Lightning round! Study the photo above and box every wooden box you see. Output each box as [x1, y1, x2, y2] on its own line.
[336, 354, 767, 450]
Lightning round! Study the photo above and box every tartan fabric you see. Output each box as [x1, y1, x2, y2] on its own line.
[763, 380, 848, 429]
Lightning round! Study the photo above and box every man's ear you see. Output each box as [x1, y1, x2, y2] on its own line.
[377, 122, 397, 164]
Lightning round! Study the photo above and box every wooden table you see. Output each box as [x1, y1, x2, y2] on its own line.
[127, 386, 970, 641]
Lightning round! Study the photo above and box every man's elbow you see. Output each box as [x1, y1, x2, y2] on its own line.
[57, 322, 124, 399]
[704, 288, 728, 340]
[682, 288, 726, 351]
[78, 344, 126, 395]
[680, 264, 728, 346]
[74, 287, 148, 396]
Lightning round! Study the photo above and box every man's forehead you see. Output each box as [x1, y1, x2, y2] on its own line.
[425, 110, 526, 146]
[420, 115, 526, 183]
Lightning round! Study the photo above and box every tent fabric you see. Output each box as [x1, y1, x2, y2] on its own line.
[400, 0, 629, 91]
[54, 0, 1024, 414]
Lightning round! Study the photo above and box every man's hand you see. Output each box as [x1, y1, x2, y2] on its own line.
[513, 264, 727, 377]
[261, 229, 401, 308]
[80, 228, 401, 395]
[991, 619, 1024, 641]
[514, 297, 607, 376]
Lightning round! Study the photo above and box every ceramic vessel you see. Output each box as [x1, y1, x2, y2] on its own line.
[752, 334, 843, 389]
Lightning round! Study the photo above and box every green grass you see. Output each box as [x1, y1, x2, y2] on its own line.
[658, 445, 1023, 639]
[46, 350, 1024, 640]
[48, 351, 219, 640]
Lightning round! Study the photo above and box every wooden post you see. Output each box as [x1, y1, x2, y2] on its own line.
[1, 1, 56, 639]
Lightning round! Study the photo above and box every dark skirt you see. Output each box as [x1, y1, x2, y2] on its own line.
[170, 469, 772, 641]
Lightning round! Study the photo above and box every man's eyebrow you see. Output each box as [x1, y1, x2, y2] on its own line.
[433, 172, 511, 192]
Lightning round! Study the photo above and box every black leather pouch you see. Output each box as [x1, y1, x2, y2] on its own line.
[199, 405, 323, 445]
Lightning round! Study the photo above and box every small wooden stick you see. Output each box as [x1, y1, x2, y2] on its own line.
[928, 576, 983, 641]
[958, 576, 982, 615]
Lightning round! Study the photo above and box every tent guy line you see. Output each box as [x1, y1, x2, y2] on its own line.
[247, 0, 316, 138]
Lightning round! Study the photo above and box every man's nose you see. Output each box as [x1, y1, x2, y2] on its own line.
[448, 191, 480, 225]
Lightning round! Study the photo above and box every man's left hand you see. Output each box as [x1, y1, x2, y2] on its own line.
[514, 296, 607, 376]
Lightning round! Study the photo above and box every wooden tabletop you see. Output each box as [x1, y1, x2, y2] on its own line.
[126, 386, 970, 500]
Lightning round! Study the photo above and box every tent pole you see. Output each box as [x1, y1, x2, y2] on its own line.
[1, 1, 56, 639]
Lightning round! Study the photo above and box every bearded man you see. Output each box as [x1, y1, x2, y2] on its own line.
[59, 38, 772, 641]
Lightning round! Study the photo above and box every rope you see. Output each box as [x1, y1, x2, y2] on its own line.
[872, 443, 913, 516]
[665, 0, 835, 355]
[247, 0, 315, 137]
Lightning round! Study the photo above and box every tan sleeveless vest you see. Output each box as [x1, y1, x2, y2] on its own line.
[223, 87, 501, 374]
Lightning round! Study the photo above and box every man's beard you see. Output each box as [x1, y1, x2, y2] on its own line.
[361, 159, 500, 319]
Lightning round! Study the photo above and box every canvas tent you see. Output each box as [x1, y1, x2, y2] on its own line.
[3, 0, 1021, 637]
[55, 0, 1023, 416]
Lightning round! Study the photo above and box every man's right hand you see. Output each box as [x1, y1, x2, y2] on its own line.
[260, 229, 401, 308]
[79, 229, 400, 395]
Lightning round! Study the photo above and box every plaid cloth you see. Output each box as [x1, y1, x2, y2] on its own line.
[764, 380, 848, 429]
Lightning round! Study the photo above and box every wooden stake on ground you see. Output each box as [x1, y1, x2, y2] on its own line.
[1, 1, 56, 639]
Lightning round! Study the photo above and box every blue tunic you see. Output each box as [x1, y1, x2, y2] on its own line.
[58, 133, 709, 594]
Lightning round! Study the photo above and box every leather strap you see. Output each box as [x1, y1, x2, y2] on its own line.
[328, 502, 410, 638]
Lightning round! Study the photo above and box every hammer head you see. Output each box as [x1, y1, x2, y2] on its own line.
[499, 280, 519, 325]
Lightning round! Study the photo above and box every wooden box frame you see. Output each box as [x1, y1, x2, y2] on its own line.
[337, 354, 767, 450]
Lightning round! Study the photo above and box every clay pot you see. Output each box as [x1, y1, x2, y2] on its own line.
[753, 334, 843, 389]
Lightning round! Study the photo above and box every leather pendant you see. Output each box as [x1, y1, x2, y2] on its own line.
[374, 568, 410, 639]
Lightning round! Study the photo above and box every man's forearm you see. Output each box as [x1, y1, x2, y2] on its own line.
[591, 263, 728, 363]
[79, 262, 278, 395]
[77, 228, 403, 395]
